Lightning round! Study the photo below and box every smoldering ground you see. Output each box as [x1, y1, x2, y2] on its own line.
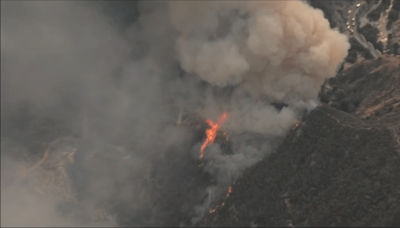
[1, 0, 349, 227]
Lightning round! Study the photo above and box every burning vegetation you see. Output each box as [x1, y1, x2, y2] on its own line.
[200, 113, 228, 159]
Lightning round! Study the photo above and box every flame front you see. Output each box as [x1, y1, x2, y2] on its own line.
[209, 186, 232, 214]
[200, 113, 228, 159]
[292, 120, 302, 130]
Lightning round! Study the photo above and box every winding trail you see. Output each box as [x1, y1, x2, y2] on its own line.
[347, 1, 382, 58]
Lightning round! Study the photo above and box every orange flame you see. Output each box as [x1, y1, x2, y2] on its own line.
[292, 120, 302, 130]
[209, 207, 218, 214]
[226, 186, 232, 198]
[200, 113, 228, 159]
[209, 186, 232, 214]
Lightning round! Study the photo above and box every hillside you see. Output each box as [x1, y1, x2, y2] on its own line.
[203, 56, 400, 227]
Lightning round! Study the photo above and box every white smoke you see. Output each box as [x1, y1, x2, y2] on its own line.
[167, 0, 350, 224]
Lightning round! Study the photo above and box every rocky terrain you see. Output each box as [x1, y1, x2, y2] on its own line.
[309, 0, 400, 59]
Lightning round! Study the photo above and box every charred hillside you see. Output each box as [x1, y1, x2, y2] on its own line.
[320, 55, 400, 121]
[203, 56, 400, 227]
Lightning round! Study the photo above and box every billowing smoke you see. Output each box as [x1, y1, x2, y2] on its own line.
[1, 0, 349, 227]
[168, 0, 349, 223]
[170, 1, 349, 97]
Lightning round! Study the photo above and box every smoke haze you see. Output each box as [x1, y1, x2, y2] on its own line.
[1, 0, 349, 226]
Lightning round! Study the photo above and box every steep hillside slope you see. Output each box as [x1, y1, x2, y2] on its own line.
[203, 56, 400, 227]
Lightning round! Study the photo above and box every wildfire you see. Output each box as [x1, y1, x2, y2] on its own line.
[292, 120, 302, 130]
[209, 207, 218, 214]
[209, 186, 232, 214]
[200, 113, 228, 159]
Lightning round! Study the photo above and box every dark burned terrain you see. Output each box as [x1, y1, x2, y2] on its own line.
[203, 55, 400, 227]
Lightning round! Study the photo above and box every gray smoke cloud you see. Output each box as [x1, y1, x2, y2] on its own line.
[168, 0, 349, 224]
[1, 0, 349, 226]
[168, 0, 349, 137]
[1, 1, 176, 226]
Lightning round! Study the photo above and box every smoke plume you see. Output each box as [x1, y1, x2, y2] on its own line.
[170, 1, 349, 100]
[1, 0, 349, 226]
[167, 0, 349, 223]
